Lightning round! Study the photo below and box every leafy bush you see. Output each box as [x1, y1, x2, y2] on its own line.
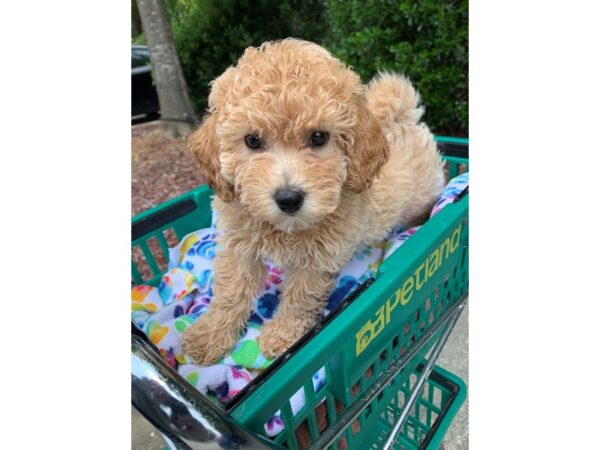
[170, 0, 328, 114]
[324, 0, 468, 136]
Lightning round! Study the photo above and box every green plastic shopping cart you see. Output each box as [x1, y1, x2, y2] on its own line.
[131, 136, 469, 450]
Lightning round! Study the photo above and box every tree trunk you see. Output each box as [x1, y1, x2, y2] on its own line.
[136, 0, 198, 138]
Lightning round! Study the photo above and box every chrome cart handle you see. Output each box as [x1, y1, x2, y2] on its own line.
[132, 333, 281, 450]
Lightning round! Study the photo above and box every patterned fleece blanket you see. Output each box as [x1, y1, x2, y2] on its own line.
[131, 173, 468, 436]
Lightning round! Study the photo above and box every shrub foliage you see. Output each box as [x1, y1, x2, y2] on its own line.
[324, 0, 468, 135]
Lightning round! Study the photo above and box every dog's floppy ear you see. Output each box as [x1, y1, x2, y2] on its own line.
[344, 96, 390, 193]
[188, 113, 234, 202]
[188, 68, 236, 202]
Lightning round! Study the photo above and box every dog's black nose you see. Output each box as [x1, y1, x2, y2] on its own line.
[274, 189, 304, 214]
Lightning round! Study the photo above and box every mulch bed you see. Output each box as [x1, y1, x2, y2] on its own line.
[132, 121, 205, 217]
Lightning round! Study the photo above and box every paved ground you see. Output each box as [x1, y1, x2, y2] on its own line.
[131, 407, 165, 449]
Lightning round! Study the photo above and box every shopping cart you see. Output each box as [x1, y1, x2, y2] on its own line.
[131, 136, 469, 450]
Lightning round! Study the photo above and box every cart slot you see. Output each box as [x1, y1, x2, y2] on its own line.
[132, 198, 197, 240]
[436, 141, 469, 158]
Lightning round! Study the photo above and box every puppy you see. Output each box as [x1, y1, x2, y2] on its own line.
[181, 39, 444, 364]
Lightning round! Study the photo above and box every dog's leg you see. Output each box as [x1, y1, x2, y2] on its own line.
[181, 249, 265, 365]
[258, 267, 336, 359]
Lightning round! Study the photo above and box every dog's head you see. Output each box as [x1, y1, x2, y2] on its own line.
[189, 39, 389, 232]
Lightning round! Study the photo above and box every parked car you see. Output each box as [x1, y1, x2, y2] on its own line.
[132, 45, 160, 121]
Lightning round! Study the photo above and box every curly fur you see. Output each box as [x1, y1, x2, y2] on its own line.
[182, 39, 444, 363]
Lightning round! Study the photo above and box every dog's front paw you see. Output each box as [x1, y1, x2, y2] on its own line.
[181, 315, 238, 365]
[258, 320, 311, 359]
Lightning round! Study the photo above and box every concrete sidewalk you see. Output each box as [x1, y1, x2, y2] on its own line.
[131, 408, 164, 449]
[131, 304, 469, 449]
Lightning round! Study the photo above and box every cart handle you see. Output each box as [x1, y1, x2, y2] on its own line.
[132, 332, 282, 450]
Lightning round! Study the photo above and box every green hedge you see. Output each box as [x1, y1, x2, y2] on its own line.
[324, 0, 468, 136]
[136, 0, 467, 136]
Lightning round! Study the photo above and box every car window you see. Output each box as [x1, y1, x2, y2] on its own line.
[132, 47, 151, 69]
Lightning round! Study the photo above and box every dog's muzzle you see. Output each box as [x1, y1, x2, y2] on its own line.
[273, 189, 304, 214]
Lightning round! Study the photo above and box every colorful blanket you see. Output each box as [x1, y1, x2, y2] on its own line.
[132, 172, 468, 436]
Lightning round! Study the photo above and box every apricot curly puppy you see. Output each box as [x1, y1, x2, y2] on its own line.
[181, 39, 444, 364]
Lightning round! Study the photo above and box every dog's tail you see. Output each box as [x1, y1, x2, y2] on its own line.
[366, 72, 424, 133]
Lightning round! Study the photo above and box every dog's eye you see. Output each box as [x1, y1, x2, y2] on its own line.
[244, 134, 262, 150]
[309, 131, 329, 147]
